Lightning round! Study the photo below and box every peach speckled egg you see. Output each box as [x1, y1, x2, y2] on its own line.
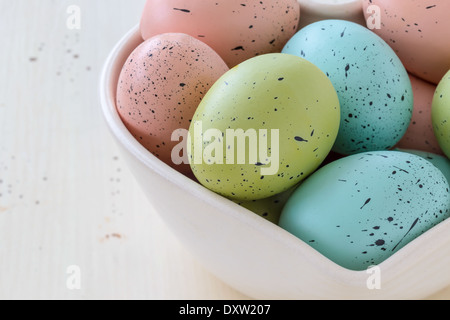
[116, 33, 229, 175]
[396, 74, 443, 155]
[363, 0, 450, 85]
[140, 0, 300, 68]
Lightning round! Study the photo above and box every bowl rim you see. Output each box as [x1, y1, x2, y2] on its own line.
[99, 25, 450, 297]
[297, 0, 364, 14]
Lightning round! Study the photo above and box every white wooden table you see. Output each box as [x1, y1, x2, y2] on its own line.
[0, 0, 448, 300]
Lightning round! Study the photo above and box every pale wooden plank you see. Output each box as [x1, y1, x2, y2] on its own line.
[0, 0, 249, 300]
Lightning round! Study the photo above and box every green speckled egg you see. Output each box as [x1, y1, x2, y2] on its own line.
[432, 70, 450, 159]
[188, 53, 340, 201]
[282, 20, 413, 155]
[279, 151, 450, 271]
[233, 184, 300, 224]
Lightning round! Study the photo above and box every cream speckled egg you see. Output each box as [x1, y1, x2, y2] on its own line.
[363, 0, 450, 84]
[116, 33, 229, 175]
[140, 0, 300, 68]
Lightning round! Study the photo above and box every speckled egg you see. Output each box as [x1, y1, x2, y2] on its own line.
[116, 33, 229, 175]
[188, 53, 340, 201]
[363, 0, 450, 85]
[399, 149, 450, 184]
[140, 0, 300, 68]
[233, 183, 300, 224]
[279, 151, 450, 271]
[396, 74, 442, 155]
[282, 20, 413, 155]
[432, 70, 450, 159]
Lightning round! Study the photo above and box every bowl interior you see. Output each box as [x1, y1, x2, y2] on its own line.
[297, 0, 363, 14]
[297, 0, 366, 28]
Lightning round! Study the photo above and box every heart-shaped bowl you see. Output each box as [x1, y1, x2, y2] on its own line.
[100, 25, 450, 300]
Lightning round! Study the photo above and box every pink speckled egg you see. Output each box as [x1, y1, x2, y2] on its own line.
[363, 0, 450, 84]
[116, 33, 229, 175]
[396, 74, 443, 155]
[140, 0, 300, 68]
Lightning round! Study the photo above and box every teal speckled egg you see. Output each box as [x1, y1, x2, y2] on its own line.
[399, 149, 450, 184]
[282, 20, 413, 155]
[279, 151, 450, 271]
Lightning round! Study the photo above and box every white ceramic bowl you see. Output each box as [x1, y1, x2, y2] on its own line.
[297, 0, 366, 29]
[100, 25, 450, 300]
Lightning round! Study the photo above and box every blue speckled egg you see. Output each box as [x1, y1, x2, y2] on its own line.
[399, 149, 450, 185]
[279, 151, 450, 271]
[282, 20, 414, 155]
